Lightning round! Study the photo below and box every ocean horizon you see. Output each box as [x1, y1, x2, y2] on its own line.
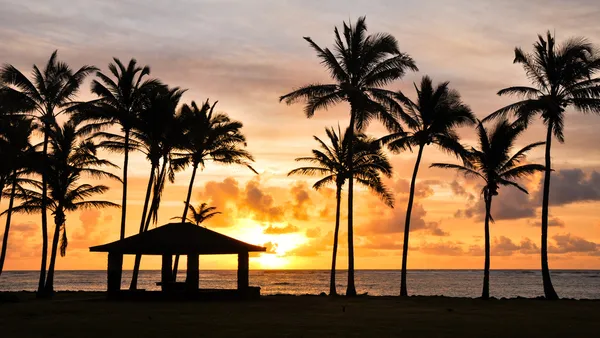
[2, 269, 599, 299]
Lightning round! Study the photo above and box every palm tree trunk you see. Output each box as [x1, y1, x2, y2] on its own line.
[346, 110, 357, 297]
[119, 129, 130, 240]
[0, 171, 18, 277]
[129, 165, 156, 290]
[541, 123, 559, 300]
[143, 159, 167, 232]
[0, 178, 5, 205]
[329, 183, 342, 296]
[173, 162, 199, 280]
[400, 144, 425, 297]
[482, 193, 492, 300]
[44, 209, 64, 296]
[38, 131, 50, 297]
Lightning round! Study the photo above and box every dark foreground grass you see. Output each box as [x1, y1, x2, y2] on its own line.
[1, 292, 599, 337]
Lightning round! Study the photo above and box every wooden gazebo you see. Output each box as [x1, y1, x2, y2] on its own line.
[90, 222, 266, 299]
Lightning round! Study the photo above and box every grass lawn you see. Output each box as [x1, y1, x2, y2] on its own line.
[1, 292, 598, 337]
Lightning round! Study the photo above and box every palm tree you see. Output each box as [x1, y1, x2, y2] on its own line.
[289, 126, 394, 296]
[173, 203, 221, 226]
[485, 32, 600, 299]
[0, 51, 96, 295]
[128, 85, 185, 290]
[170, 100, 254, 278]
[73, 58, 161, 241]
[382, 76, 475, 296]
[10, 120, 119, 294]
[0, 116, 36, 276]
[280, 17, 417, 296]
[431, 119, 544, 299]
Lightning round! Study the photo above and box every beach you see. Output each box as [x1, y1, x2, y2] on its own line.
[1, 292, 599, 337]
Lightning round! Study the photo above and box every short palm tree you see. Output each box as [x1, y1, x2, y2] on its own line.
[485, 32, 600, 299]
[128, 85, 185, 290]
[0, 116, 36, 276]
[170, 100, 254, 278]
[382, 76, 475, 296]
[280, 17, 416, 296]
[289, 126, 394, 296]
[73, 58, 162, 240]
[10, 121, 119, 295]
[431, 119, 544, 299]
[0, 51, 96, 294]
[173, 203, 221, 226]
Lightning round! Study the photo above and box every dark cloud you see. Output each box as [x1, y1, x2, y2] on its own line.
[417, 241, 465, 256]
[289, 181, 311, 221]
[535, 169, 600, 206]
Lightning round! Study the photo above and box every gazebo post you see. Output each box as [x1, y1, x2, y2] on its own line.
[107, 252, 123, 298]
[161, 254, 173, 291]
[237, 252, 249, 294]
[186, 254, 199, 292]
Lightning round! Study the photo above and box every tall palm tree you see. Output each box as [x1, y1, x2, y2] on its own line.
[431, 119, 544, 299]
[0, 51, 96, 295]
[280, 17, 417, 296]
[382, 76, 475, 296]
[172, 203, 221, 226]
[170, 100, 254, 278]
[289, 126, 394, 296]
[10, 121, 119, 294]
[128, 85, 185, 290]
[485, 32, 600, 299]
[0, 116, 36, 276]
[73, 58, 161, 240]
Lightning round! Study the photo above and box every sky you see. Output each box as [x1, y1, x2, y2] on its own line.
[1, 0, 600, 272]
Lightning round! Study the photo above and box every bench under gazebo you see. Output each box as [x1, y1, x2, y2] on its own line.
[89, 222, 266, 300]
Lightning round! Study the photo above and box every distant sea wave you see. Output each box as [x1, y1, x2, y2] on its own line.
[1, 270, 599, 299]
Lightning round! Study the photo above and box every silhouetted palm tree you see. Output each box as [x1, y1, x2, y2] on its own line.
[172, 203, 221, 226]
[170, 100, 254, 278]
[73, 58, 161, 240]
[0, 116, 36, 276]
[289, 126, 394, 296]
[280, 17, 416, 296]
[485, 32, 600, 299]
[0, 51, 96, 295]
[10, 121, 119, 295]
[431, 119, 544, 299]
[129, 85, 185, 290]
[382, 76, 475, 296]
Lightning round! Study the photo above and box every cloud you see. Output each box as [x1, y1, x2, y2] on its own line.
[528, 217, 566, 228]
[549, 234, 599, 254]
[417, 241, 465, 256]
[261, 241, 278, 254]
[2, 222, 40, 259]
[289, 181, 311, 221]
[534, 169, 600, 206]
[263, 224, 299, 235]
[242, 178, 285, 222]
[305, 227, 321, 238]
[493, 236, 539, 256]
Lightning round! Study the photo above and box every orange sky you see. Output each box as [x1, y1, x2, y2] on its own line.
[1, 0, 600, 271]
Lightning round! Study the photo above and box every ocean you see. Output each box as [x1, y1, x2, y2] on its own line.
[1, 270, 599, 299]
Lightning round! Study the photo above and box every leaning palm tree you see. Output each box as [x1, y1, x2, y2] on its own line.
[485, 32, 600, 299]
[280, 17, 416, 296]
[382, 76, 475, 296]
[128, 85, 185, 290]
[10, 121, 119, 295]
[0, 51, 96, 295]
[170, 100, 254, 278]
[0, 116, 36, 276]
[172, 203, 221, 226]
[73, 58, 162, 240]
[289, 126, 394, 296]
[431, 119, 544, 299]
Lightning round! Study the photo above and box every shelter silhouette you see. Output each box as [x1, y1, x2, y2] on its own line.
[90, 222, 266, 300]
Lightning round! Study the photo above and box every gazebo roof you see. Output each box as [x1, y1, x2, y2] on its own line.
[90, 222, 266, 255]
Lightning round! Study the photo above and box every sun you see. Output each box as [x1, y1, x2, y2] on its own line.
[226, 218, 308, 269]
